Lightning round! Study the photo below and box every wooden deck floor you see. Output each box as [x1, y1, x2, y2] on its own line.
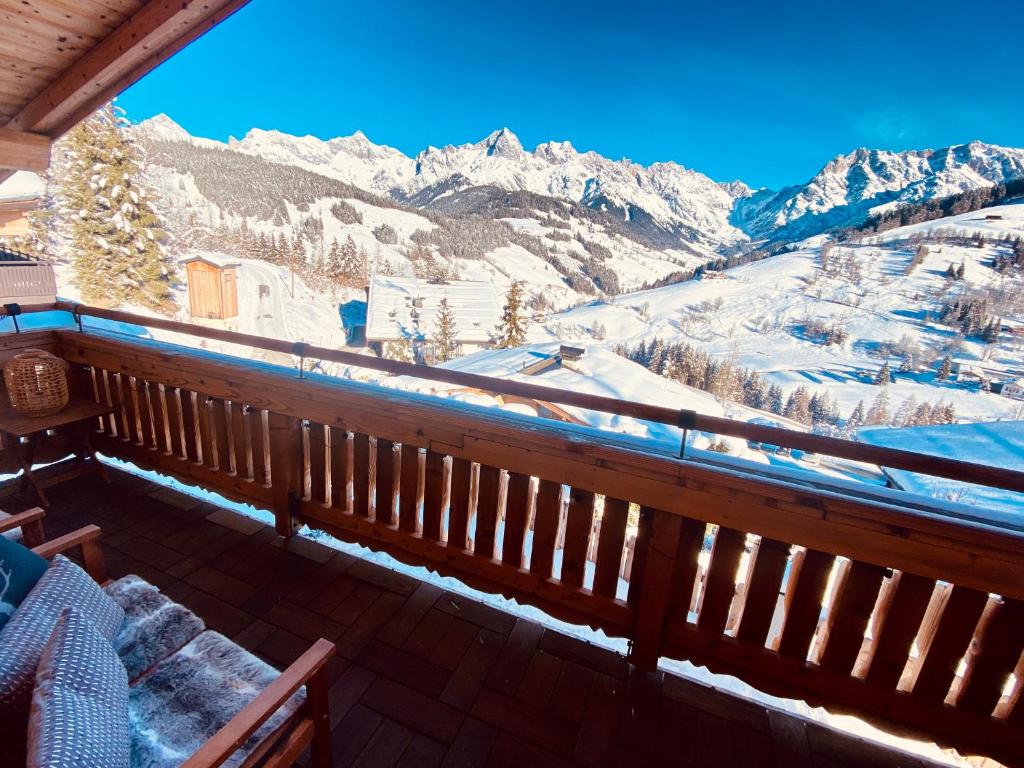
[4, 466, 961, 768]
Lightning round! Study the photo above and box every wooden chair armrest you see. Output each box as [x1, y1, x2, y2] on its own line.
[182, 638, 336, 768]
[31, 524, 107, 583]
[0, 507, 46, 546]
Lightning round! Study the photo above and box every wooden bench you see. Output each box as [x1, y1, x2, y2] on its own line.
[8, 514, 333, 768]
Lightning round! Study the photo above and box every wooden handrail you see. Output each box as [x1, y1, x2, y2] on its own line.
[5, 300, 1019, 496]
[0, 506, 46, 546]
[181, 638, 335, 768]
[32, 524, 107, 582]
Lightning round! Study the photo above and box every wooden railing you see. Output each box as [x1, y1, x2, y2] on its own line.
[14, 300, 1024, 496]
[3, 319, 1023, 764]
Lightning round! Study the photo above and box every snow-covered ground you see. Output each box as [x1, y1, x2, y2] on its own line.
[859, 420, 1024, 526]
[536, 204, 1024, 432]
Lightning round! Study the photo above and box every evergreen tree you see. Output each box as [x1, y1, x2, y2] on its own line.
[866, 388, 890, 425]
[874, 361, 892, 385]
[256, 232, 268, 262]
[910, 401, 933, 426]
[432, 297, 459, 363]
[939, 402, 957, 424]
[767, 384, 785, 415]
[496, 281, 528, 348]
[58, 104, 173, 311]
[327, 237, 342, 282]
[938, 354, 953, 381]
[846, 401, 865, 435]
[336, 235, 365, 286]
[893, 396, 916, 427]
[783, 387, 812, 425]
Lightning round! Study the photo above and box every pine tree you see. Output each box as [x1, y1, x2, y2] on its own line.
[783, 387, 812, 425]
[256, 232, 269, 262]
[432, 297, 459, 363]
[327, 237, 342, 282]
[496, 281, 528, 348]
[910, 401, 933, 426]
[866, 388, 890, 425]
[938, 354, 953, 381]
[893, 396, 916, 427]
[874, 361, 892, 385]
[846, 401, 865, 435]
[939, 402, 957, 424]
[58, 104, 173, 311]
[767, 384, 785, 415]
[336, 236, 364, 287]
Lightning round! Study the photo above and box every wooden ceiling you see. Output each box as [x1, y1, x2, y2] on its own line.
[0, 0, 252, 181]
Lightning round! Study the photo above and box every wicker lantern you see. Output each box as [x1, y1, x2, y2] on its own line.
[3, 349, 70, 417]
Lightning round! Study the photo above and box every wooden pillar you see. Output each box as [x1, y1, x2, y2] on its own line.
[268, 412, 302, 537]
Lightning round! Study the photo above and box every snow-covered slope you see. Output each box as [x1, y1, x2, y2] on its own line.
[537, 202, 1024, 438]
[733, 141, 1024, 241]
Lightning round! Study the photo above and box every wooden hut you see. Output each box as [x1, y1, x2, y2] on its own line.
[183, 254, 240, 321]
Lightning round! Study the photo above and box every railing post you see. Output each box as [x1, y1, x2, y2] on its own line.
[267, 411, 302, 538]
[628, 507, 683, 670]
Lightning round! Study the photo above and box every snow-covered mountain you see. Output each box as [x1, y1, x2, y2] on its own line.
[733, 141, 1024, 241]
[143, 115, 1024, 250]
[148, 118, 749, 251]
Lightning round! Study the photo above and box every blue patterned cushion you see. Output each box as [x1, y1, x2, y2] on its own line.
[27, 608, 129, 768]
[0, 555, 124, 720]
[0, 534, 49, 631]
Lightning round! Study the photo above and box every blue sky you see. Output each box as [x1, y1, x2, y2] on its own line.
[118, 0, 1023, 189]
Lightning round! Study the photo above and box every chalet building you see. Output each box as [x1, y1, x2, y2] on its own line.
[365, 275, 499, 362]
[0, 3, 1022, 768]
[0, 246, 56, 306]
[949, 360, 984, 382]
[0, 171, 43, 240]
[1002, 377, 1024, 400]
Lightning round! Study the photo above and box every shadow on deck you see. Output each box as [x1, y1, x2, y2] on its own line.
[2, 465, 963, 768]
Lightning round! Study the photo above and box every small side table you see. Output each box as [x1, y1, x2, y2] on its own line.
[0, 399, 115, 507]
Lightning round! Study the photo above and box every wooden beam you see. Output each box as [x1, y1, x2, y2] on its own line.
[0, 126, 51, 171]
[5, 0, 252, 138]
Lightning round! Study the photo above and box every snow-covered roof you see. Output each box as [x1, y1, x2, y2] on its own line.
[0, 171, 44, 203]
[858, 421, 1024, 525]
[181, 253, 240, 269]
[365, 275, 499, 344]
[395, 342, 732, 446]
